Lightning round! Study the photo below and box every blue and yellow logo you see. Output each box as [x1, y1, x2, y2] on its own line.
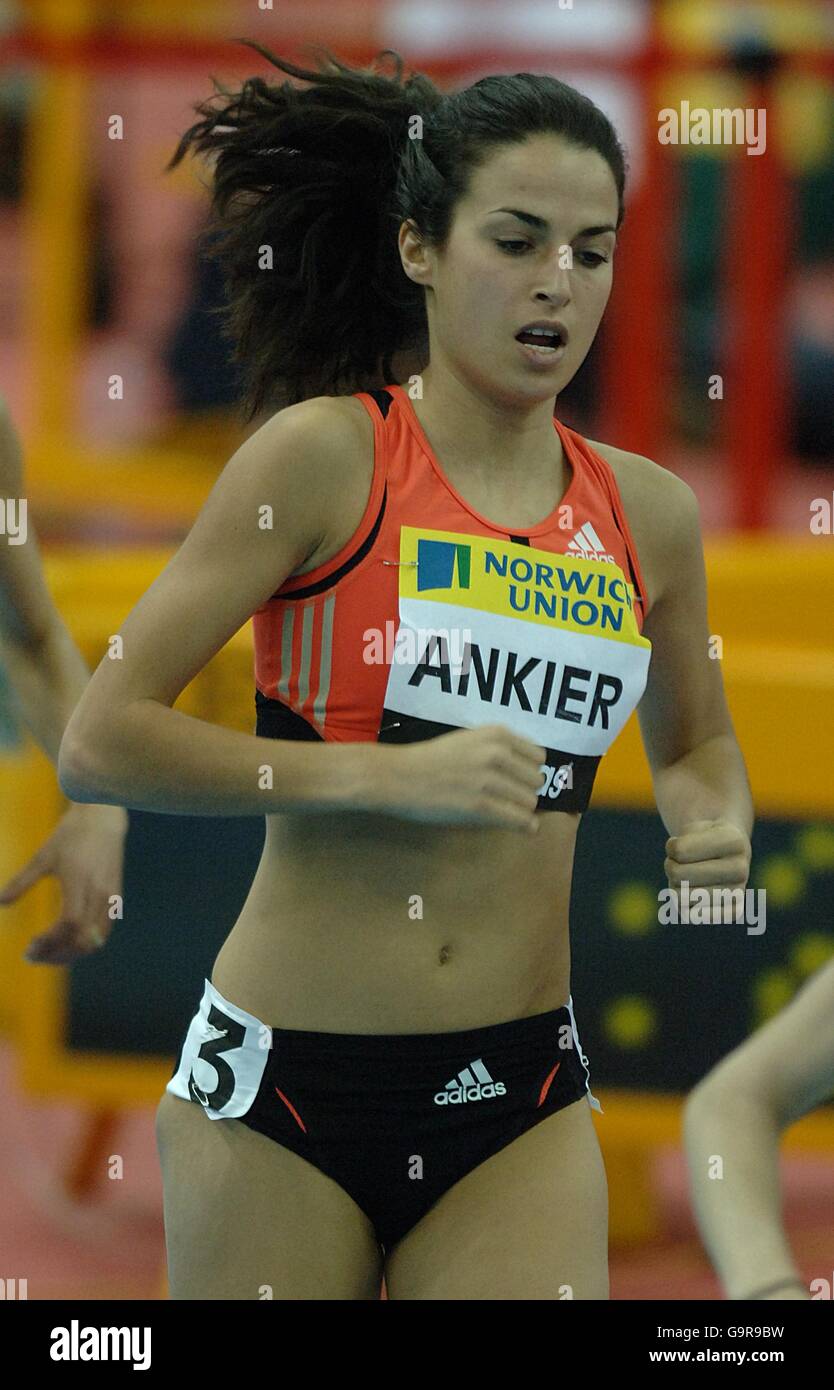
[417, 538, 471, 591]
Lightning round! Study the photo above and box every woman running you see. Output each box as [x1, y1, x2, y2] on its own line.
[60, 43, 754, 1300]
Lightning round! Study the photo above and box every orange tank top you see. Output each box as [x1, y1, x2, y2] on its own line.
[252, 383, 652, 813]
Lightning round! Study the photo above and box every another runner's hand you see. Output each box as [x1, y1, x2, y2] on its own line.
[0, 803, 128, 964]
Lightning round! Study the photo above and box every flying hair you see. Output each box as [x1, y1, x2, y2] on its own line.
[167, 39, 628, 420]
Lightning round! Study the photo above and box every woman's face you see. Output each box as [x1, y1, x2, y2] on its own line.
[401, 132, 619, 403]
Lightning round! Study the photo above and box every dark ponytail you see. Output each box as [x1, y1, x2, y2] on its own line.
[167, 40, 627, 421]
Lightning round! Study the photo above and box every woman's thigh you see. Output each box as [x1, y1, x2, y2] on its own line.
[155, 1092, 384, 1300]
[383, 1097, 608, 1300]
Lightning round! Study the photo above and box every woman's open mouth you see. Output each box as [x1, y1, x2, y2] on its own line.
[515, 325, 568, 365]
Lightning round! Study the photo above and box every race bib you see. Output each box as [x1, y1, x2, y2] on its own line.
[167, 979, 271, 1118]
[377, 527, 652, 812]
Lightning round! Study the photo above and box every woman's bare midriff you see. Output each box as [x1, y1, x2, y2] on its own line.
[211, 807, 580, 1033]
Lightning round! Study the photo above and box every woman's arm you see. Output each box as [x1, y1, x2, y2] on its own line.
[0, 400, 112, 766]
[0, 399, 127, 961]
[58, 397, 396, 817]
[636, 477, 753, 841]
[628, 473, 753, 912]
[683, 957, 834, 1299]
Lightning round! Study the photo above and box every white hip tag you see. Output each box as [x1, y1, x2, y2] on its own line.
[167, 979, 272, 1119]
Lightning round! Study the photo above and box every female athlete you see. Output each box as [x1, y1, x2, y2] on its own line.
[59, 43, 754, 1300]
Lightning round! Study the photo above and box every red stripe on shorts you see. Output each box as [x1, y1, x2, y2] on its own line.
[537, 1060, 561, 1107]
[275, 1087, 307, 1132]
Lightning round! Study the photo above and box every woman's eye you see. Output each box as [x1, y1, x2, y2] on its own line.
[496, 241, 609, 266]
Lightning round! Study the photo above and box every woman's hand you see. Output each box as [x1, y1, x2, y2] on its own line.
[665, 817, 752, 921]
[385, 724, 546, 831]
[0, 803, 128, 964]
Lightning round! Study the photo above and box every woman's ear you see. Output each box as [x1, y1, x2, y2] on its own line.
[398, 218, 433, 288]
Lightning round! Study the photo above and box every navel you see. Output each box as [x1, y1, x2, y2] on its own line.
[438, 944, 451, 965]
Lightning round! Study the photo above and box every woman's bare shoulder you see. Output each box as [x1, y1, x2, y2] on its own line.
[260, 393, 374, 460]
[259, 394, 376, 578]
[585, 435, 694, 510]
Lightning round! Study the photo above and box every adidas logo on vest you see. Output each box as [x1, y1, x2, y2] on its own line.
[567, 520, 616, 564]
[434, 1057, 507, 1105]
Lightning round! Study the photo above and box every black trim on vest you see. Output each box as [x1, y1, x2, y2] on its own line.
[365, 387, 394, 419]
[255, 689, 324, 741]
[509, 534, 531, 545]
[608, 508, 644, 610]
[268, 483, 388, 602]
[265, 389, 392, 603]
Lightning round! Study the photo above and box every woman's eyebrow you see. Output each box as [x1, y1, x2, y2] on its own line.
[486, 207, 616, 237]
